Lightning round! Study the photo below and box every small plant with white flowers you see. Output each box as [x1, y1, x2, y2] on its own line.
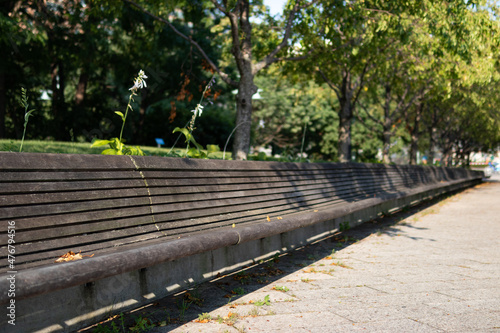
[91, 70, 147, 155]
[172, 75, 220, 158]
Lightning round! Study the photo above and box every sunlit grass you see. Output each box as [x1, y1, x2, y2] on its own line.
[0, 139, 226, 158]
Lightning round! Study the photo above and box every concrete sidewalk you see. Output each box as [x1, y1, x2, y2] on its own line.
[85, 175, 500, 333]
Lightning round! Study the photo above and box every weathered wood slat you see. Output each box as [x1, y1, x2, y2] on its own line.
[1, 196, 152, 220]
[0, 188, 149, 207]
[0, 170, 141, 182]
[3, 225, 163, 266]
[1, 206, 153, 232]
[0, 179, 146, 194]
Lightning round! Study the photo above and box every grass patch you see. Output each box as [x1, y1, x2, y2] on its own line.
[0, 139, 226, 158]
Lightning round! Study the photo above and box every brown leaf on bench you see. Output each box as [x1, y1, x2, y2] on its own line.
[55, 251, 94, 263]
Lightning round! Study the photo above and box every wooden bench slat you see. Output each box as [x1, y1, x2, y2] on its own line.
[1, 206, 153, 234]
[0, 187, 149, 206]
[1, 195, 152, 219]
[0, 170, 141, 182]
[0, 179, 146, 194]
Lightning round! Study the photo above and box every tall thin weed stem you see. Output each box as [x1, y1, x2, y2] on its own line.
[223, 121, 251, 160]
[299, 120, 308, 162]
[171, 74, 216, 158]
[19, 87, 35, 153]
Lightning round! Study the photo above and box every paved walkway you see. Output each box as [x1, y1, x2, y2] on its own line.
[87, 175, 500, 333]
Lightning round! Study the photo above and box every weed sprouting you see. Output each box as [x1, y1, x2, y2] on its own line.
[232, 287, 246, 295]
[253, 294, 271, 306]
[176, 298, 192, 322]
[130, 315, 153, 332]
[91, 70, 146, 155]
[339, 221, 350, 231]
[19, 87, 36, 153]
[224, 312, 239, 325]
[273, 285, 289, 292]
[248, 306, 260, 317]
[184, 291, 204, 307]
[331, 261, 352, 269]
[235, 324, 247, 332]
[171, 74, 219, 158]
[197, 312, 212, 322]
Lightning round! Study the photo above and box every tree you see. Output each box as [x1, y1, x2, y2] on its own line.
[358, 48, 420, 164]
[123, 0, 315, 160]
[294, 0, 422, 162]
[252, 68, 337, 160]
[294, 0, 500, 163]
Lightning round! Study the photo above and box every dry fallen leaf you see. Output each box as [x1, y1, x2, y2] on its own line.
[55, 251, 94, 263]
[195, 319, 210, 323]
[266, 215, 271, 222]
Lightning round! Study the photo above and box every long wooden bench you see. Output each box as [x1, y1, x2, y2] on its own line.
[0, 152, 483, 332]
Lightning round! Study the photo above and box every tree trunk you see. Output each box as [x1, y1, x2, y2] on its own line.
[425, 106, 440, 165]
[409, 132, 419, 165]
[338, 104, 352, 162]
[381, 85, 393, 164]
[382, 130, 392, 164]
[232, 71, 256, 160]
[230, 0, 256, 160]
[51, 61, 68, 140]
[407, 103, 423, 165]
[338, 72, 353, 162]
[75, 72, 88, 106]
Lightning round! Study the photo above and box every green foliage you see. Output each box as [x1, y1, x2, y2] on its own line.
[172, 127, 204, 151]
[232, 287, 246, 295]
[339, 221, 350, 232]
[197, 312, 212, 321]
[176, 298, 192, 322]
[273, 285, 289, 292]
[130, 316, 153, 332]
[91, 137, 144, 156]
[252, 70, 338, 161]
[2, 0, 500, 164]
[253, 295, 271, 306]
[170, 75, 222, 158]
[92, 70, 148, 156]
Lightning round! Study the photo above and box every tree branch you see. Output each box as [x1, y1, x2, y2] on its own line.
[253, 0, 318, 74]
[210, 0, 228, 15]
[358, 100, 383, 127]
[122, 0, 238, 87]
[272, 49, 314, 63]
[317, 67, 341, 99]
